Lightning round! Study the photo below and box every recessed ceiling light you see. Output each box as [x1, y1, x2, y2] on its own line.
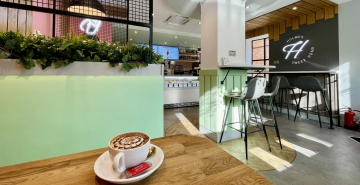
[246, 6, 250, 9]
[293, 7, 297, 10]
[135, 31, 137, 33]
[130, 38, 132, 41]
[198, 22, 201, 24]
[175, 36, 177, 38]
[152, 13, 155, 16]
[193, 45, 195, 47]
[185, 41, 187, 43]
[165, 42, 167, 44]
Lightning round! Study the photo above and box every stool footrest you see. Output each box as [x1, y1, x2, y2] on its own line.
[228, 126, 244, 133]
[298, 107, 329, 113]
[247, 129, 265, 134]
[227, 125, 265, 135]
[226, 122, 244, 126]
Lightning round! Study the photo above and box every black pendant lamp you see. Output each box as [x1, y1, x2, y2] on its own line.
[67, 0, 107, 17]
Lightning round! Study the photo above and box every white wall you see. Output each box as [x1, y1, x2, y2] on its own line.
[201, 0, 246, 70]
[339, 0, 360, 116]
[201, 0, 218, 70]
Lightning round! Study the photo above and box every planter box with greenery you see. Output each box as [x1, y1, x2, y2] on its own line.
[0, 30, 163, 73]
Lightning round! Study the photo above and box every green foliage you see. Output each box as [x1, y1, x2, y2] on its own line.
[18, 57, 35, 69]
[0, 30, 164, 72]
[0, 50, 10, 59]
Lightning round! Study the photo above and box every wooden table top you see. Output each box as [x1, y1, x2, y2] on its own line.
[0, 135, 274, 185]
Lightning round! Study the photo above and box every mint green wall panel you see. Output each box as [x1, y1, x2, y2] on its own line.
[0, 76, 164, 167]
[225, 76, 234, 132]
[199, 75, 205, 127]
[232, 76, 242, 131]
[210, 76, 218, 132]
[204, 76, 211, 129]
[199, 69, 247, 135]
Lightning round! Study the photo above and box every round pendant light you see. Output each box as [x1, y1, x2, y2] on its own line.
[67, 0, 107, 17]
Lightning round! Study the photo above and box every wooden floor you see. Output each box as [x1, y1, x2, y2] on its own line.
[166, 117, 296, 171]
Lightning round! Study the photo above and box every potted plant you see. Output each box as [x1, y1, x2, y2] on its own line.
[0, 30, 163, 72]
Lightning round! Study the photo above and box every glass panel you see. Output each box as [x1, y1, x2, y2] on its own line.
[265, 38, 269, 46]
[252, 60, 264, 66]
[253, 74, 264, 77]
[266, 45, 269, 59]
[253, 47, 264, 60]
[253, 39, 264, 48]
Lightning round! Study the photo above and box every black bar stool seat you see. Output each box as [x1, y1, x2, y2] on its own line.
[273, 76, 298, 120]
[219, 77, 271, 160]
[294, 76, 334, 128]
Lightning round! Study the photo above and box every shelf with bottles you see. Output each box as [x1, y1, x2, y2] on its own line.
[179, 53, 199, 55]
[179, 47, 200, 55]
[166, 59, 200, 63]
[179, 55, 200, 60]
[164, 76, 200, 88]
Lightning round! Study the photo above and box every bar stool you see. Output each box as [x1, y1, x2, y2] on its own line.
[261, 77, 282, 149]
[274, 76, 298, 120]
[294, 76, 334, 128]
[219, 77, 271, 160]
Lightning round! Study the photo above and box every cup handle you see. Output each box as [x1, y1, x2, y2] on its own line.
[113, 152, 126, 173]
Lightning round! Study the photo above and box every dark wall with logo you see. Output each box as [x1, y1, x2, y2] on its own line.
[269, 15, 339, 71]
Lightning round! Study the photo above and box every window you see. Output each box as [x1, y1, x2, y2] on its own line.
[252, 38, 269, 80]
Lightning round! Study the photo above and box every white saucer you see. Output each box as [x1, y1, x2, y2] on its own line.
[94, 144, 164, 184]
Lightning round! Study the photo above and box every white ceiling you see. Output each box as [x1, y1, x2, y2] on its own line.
[149, 0, 347, 46]
[128, 26, 201, 48]
[153, 0, 201, 35]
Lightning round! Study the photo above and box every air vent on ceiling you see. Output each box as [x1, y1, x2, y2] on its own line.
[164, 14, 191, 27]
[182, 19, 190, 25]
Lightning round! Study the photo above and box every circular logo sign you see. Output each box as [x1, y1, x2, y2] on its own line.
[282, 35, 315, 65]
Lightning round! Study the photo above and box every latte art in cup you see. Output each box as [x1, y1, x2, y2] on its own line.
[110, 133, 149, 150]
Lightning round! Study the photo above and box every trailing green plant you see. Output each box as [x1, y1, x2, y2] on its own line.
[0, 30, 163, 72]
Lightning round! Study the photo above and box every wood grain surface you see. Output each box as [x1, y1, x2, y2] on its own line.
[0, 135, 274, 185]
[166, 118, 296, 171]
[246, 0, 339, 40]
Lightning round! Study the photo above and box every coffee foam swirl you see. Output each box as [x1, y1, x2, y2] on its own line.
[110, 133, 149, 150]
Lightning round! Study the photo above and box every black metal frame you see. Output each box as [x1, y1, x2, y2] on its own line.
[251, 38, 269, 79]
[219, 98, 272, 160]
[0, 0, 153, 46]
[292, 73, 338, 129]
[220, 68, 265, 85]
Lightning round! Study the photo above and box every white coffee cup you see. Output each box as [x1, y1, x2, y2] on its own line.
[108, 132, 150, 173]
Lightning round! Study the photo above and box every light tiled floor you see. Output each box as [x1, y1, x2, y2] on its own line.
[164, 106, 360, 185]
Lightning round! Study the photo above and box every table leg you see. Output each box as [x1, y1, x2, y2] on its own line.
[336, 74, 340, 127]
[328, 73, 334, 129]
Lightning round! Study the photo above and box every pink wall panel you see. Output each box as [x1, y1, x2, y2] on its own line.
[32, 11, 53, 36]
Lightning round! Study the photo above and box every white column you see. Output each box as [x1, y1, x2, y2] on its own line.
[201, 0, 246, 70]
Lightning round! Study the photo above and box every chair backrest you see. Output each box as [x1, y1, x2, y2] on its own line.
[295, 76, 323, 92]
[272, 76, 292, 89]
[268, 77, 281, 97]
[241, 77, 267, 100]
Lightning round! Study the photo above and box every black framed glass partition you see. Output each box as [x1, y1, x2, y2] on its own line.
[252, 38, 269, 80]
[0, 0, 153, 46]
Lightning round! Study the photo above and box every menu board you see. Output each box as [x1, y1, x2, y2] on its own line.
[153, 45, 179, 60]
[269, 15, 339, 71]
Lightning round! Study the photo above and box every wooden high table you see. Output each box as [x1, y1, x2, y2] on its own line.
[0, 135, 273, 185]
